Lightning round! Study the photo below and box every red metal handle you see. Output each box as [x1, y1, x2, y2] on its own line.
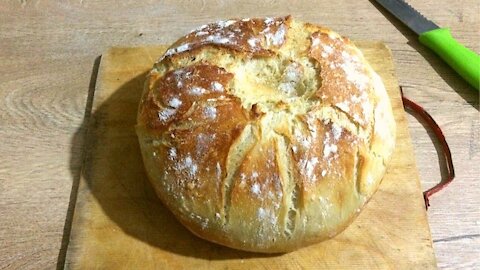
[400, 87, 455, 210]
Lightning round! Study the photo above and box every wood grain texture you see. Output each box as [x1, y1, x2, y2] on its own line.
[0, 1, 478, 269]
[63, 44, 436, 269]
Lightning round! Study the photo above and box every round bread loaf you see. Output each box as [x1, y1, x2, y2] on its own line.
[136, 16, 396, 253]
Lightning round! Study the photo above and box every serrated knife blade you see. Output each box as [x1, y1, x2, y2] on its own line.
[375, 0, 438, 35]
[374, 0, 480, 90]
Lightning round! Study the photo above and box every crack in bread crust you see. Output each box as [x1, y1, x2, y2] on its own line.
[222, 124, 256, 225]
[273, 132, 301, 237]
[136, 16, 396, 253]
[353, 148, 362, 196]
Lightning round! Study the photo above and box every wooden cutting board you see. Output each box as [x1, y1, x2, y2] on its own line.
[65, 43, 437, 269]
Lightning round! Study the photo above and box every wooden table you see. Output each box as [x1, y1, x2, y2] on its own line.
[0, 1, 478, 269]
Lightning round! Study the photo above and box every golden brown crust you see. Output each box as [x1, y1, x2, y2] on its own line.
[160, 16, 292, 61]
[309, 30, 374, 128]
[136, 16, 396, 253]
[138, 64, 236, 131]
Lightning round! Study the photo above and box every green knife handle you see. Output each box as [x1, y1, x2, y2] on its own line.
[419, 28, 480, 91]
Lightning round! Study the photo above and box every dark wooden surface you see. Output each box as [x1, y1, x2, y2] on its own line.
[0, 1, 478, 269]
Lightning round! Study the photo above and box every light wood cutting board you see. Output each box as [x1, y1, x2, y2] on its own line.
[65, 43, 437, 269]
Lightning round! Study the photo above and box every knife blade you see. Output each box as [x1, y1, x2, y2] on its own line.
[375, 0, 438, 35]
[375, 0, 480, 91]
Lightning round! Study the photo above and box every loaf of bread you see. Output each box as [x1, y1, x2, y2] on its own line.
[136, 16, 396, 253]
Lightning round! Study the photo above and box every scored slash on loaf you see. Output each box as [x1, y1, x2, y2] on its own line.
[136, 16, 396, 253]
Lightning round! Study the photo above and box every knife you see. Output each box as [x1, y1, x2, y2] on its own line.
[375, 0, 480, 91]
